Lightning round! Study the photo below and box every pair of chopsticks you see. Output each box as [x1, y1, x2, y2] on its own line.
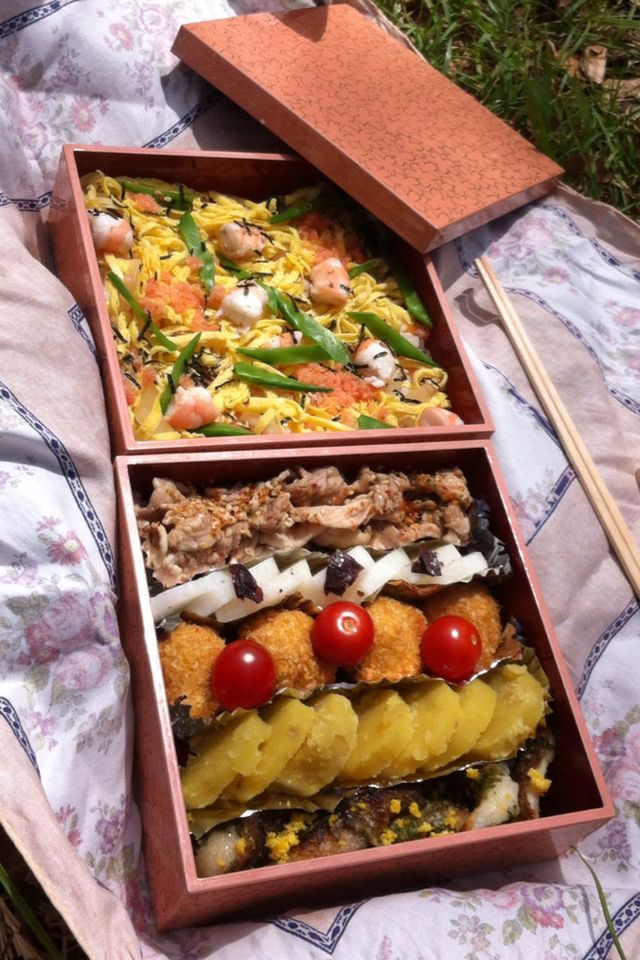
[475, 256, 640, 599]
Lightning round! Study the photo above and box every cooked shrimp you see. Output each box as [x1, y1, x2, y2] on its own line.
[166, 386, 218, 431]
[308, 258, 350, 307]
[220, 282, 268, 332]
[419, 408, 464, 427]
[88, 211, 133, 255]
[217, 220, 267, 261]
[353, 338, 396, 388]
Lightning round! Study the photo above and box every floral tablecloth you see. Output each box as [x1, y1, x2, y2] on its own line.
[0, 2, 639, 958]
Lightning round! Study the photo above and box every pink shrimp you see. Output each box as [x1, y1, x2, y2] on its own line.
[419, 408, 464, 427]
[166, 386, 218, 431]
[308, 257, 351, 308]
[353, 338, 396, 388]
[88, 211, 134, 255]
[217, 221, 267, 261]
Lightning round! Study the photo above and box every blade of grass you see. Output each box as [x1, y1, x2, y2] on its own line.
[0, 862, 64, 960]
[574, 849, 628, 960]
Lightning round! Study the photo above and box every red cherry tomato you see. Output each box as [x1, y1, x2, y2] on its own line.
[420, 615, 481, 683]
[211, 639, 276, 710]
[311, 601, 374, 666]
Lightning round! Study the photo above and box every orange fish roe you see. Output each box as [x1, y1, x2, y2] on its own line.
[294, 364, 376, 415]
[141, 276, 204, 323]
[298, 212, 364, 266]
[208, 285, 227, 310]
[186, 254, 203, 271]
[190, 312, 219, 332]
[134, 193, 163, 214]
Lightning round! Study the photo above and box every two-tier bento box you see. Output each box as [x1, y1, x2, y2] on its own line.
[50, 3, 611, 933]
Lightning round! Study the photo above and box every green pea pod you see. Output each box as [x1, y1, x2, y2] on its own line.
[193, 422, 253, 437]
[347, 310, 439, 367]
[254, 279, 279, 315]
[269, 200, 315, 224]
[107, 271, 178, 353]
[385, 251, 432, 328]
[178, 212, 215, 293]
[234, 362, 332, 393]
[348, 259, 380, 280]
[358, 413, 393, 430]
[217, 253, 252, 279]
[274, 291, 350, 365]
[159, 333, 202, 414]
[117, 178, 194, 211]
[237, 345, 329, 365]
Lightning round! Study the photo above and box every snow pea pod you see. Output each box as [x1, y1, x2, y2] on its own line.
[178, 212, 215, 293]
[117, 179, 194, 211]
[269, 200, 315, 224]
[348, 259, 380, 279]
[107, 271, 178, 353]
[347, 310, 438, 367]
[274, 291, 350, 365]
[234, 362, 332, 393]
[217, 253, 252, 280]
[159, 333, 202, 414]
[358, 414, 392, 430]
[384, 251, 432, 328]
[237, 344, 329, 365]
[193, 423, 253, 437]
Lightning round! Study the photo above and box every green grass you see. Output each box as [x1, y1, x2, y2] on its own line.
[373, 0, 640, 219]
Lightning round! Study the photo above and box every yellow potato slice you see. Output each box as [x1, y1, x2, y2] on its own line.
[384, 682, 461, 780]
[275, 693, 359, 796]
[423, 678, 497, 772]
[338, 689, 412, 783]
[224, 698, 315, 803]
[467, 664, 545, 761]
[181, 711, 269, 810]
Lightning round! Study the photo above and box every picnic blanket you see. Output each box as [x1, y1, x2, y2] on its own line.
[1, 2, 639, 957]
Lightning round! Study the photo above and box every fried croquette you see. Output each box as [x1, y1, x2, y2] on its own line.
[353, 597, 426, 683]
[159, 621, 225, 718]
[238, 609, 335, 693]
[422, 583, 502, 666]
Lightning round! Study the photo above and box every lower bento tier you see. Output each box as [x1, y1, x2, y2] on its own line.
[136, 463, 554, 878]
[83, 173, 458, 441]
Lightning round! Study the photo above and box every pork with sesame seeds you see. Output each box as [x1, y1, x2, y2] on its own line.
[136, 465, 475, 587]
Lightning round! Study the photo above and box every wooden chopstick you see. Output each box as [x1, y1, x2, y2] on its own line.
[475, 255, 640, 598]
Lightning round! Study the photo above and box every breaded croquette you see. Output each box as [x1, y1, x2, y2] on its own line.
[353, 597, 426, 683]
[238, 609, 335, 693]
[159, 621, 225, 718]
[423, 583, 502, 665]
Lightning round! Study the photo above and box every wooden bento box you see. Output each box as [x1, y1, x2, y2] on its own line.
[115, 440, 612, 930]
[49, 144, 492, 456]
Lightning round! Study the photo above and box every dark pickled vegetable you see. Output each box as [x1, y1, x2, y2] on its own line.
[411, 548, 443, 577]
[230, 564, 264, 603]
[325, 550, 364, 596]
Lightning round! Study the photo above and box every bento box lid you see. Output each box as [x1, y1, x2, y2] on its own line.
[172, 5, 562, 253]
